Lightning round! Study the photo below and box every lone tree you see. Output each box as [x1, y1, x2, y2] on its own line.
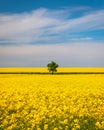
[47, 61, 59, 74]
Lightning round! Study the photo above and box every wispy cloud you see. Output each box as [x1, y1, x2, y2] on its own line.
[0, 42, 104, 67]
[71, 37, 93, 41]
[52, 10, 104, 33]
[0, 7, 104, 44]
[0, 8, 60, 44]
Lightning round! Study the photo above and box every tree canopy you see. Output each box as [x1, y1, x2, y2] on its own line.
[47, 61, 59, 74]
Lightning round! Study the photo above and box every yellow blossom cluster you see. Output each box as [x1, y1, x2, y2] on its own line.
[0, 74, 104, 130]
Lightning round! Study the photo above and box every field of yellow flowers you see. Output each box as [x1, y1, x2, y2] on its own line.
[0, 74, 104, 130]
[0, 67, 104, 73]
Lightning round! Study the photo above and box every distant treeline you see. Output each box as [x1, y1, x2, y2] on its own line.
[0, 72, 104, 74]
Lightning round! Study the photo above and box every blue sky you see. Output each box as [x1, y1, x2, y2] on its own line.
[0, 0, 104, 67]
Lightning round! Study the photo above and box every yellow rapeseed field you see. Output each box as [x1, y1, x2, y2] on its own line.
[0, 72, 104, 130]
[0, 67, 104, 73]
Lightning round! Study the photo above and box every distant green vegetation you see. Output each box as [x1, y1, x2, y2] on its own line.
[0, 72, 104, 74]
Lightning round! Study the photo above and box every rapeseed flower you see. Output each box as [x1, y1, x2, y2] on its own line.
[0, 74, 104, 130]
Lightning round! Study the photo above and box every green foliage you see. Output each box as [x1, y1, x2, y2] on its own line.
[47, 61, 59, 74]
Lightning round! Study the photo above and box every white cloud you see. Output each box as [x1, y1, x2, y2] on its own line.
[52, 10, 104, 33]
[0, 7, 104, 67]
[0, 42, 104, 67]
[0, 8, 60, 44]
[0, 8, 104, 44]
[71, 37, 93, 41]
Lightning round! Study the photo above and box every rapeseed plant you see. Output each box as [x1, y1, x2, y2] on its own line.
[0, 74, 104, 130]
